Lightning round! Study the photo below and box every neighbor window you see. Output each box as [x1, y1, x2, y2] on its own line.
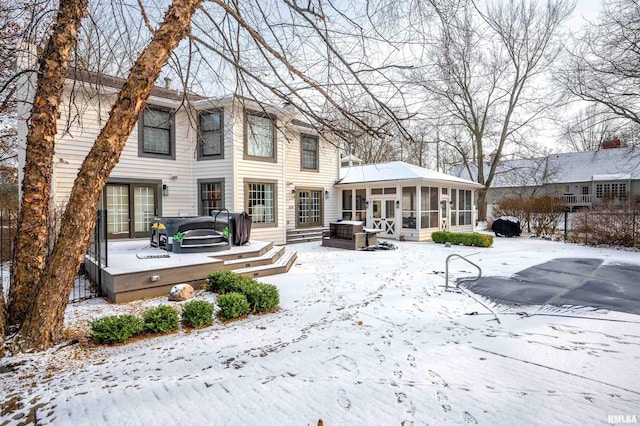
[246, 181, 276, 225]
[301, 134, 319, 170]
[139, 106, 174, 159]
[596, 182, 627, 199]
[199, 110, 223, 159]
[199, 180, 224, 215]
[245, 111, 275, 160]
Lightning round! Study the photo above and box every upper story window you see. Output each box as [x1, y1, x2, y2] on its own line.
[198, 110, 223, 159]
[139, 106, 175, 159]
[245, 111, 276, 161]
[301, 134, 319, 170]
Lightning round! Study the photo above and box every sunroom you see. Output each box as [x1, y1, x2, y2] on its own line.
[336, 161, 483, 242]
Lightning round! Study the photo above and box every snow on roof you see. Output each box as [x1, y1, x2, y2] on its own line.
[338, 161, 483, 187]
[452, 147, 640, 187]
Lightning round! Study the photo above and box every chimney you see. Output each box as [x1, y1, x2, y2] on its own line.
[164, 77, 172, 90]
[602, 139, 621, 149]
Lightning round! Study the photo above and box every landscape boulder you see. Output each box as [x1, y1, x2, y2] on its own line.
[168, 284, 195, 301]
[491, 216, 521, 238]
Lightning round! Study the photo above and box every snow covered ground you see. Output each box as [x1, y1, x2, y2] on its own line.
[2, 237, 640, 425]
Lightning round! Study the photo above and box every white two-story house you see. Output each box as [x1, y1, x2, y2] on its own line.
[16, 69, 340, 246]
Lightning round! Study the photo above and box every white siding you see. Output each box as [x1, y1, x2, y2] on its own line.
[53, 84, 197, 217]
[191, 107, 235, 214]
[283, 127, 340, 229]
[230, 103, 286, 244]
[20, 77, 341, 246]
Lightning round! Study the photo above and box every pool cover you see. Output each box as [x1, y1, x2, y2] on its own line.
[461, 258, 640, 315]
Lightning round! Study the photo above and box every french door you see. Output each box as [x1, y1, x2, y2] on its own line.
[105, 183, 158, 239]
[296, 189, 323, 227]
[371, 198, 396, 237]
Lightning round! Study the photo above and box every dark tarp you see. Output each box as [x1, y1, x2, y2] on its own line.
[491, 217, 521, 237]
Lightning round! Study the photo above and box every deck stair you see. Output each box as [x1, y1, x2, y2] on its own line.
[234, 250, 297, 278]
[223, 245, 285, 270]
[286, 227, 327, 244]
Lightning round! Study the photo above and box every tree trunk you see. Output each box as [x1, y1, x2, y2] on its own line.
[14, 0, 203, 352]
[477, 187, 488, 221]
[8, 0, 88, 327]
[0, 291, 5, 357]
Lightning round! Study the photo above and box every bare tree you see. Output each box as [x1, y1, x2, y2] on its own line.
[561, 0, 640, 127]
[4, 0, 413, 353]
[409, 0, 574, 219]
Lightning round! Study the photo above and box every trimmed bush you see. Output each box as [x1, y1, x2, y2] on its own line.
[206, 270, 246, 293]
[182, 300, 214, 328]
[206, 270, 280, 314]
[235, 281, 280, 314]
[143, 305, 180, 334]
[432, 231, 493, 247]
[217, 292, 251, 321]
[90, 314, 144, 344]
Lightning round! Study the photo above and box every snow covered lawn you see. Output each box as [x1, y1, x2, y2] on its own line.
[2, 238, 640, 425]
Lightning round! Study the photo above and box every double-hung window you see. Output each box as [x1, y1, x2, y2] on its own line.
[139, 106, 175, 159]
[245, 111, 275, 161]
[301, 134, 319, 171]
[199, 110, 223, 159]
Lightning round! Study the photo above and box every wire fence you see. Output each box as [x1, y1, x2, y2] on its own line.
[0, 209, 105, 304]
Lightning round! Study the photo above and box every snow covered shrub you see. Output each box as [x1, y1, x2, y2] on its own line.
[90, 314, 144, 344]
[182, 300, 214, 328]
[432, 231, 493, 247]
[217, 292, 250, 321]
[143, 305, 180, 334]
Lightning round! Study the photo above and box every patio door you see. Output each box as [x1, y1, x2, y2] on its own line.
[440, 199, 450, 231]
[296, 189, 323, 227]
[371, 198, 396, 237]
[105, 183, 158, 239]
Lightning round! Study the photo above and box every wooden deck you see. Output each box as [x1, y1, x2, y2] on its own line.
[84, 240, 296, 303]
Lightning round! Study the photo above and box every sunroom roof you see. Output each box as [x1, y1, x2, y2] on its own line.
[338, 161, 482, 188]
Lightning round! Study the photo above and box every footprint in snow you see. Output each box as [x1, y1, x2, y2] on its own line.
[428, 370, 448, 387]
[436, 390, 448, 401]
[463, 411, 478, 424]
[333, 355, 360, 378]
[336, 388, 351, 410]
[395, 391, 407, 403]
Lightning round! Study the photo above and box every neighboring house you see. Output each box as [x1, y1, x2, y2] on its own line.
[337, 161, 483, 241]
[452, 146, 640, 213]
[16, 69, 340, 245]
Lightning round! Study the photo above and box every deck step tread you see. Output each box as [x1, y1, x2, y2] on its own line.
[234, 251, 297, 274]
[286, 236, 322, 244]
[223, 246, 284, 266]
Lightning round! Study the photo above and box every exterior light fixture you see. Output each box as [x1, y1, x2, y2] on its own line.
[396, 200, 400, 208]
[325, 190, 330, 199]
[291, 189, 296, 199]
[163, 184, 169, 197]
